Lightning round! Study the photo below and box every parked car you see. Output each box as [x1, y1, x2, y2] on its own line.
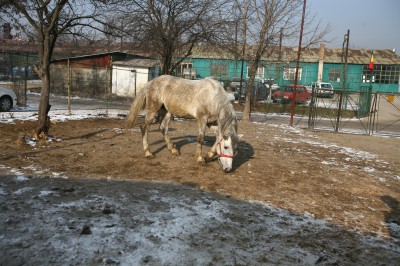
[271, 84, 311, 104]
[263, 79, 280, 93]
[230, 77, 246, 89]
[0, 86, 17, 111]
[307, 82, 334, 98]
[234, 81, 268, 101]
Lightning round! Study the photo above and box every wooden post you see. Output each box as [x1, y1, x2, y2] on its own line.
[67, 59, 71, 115]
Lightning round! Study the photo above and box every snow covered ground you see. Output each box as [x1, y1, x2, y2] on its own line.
[1, 175, 399, 265]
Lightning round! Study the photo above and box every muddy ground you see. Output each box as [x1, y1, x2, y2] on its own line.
[1, 117, 399, 265]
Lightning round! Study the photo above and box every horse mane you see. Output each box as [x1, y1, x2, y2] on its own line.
[220, 106, 237, 137]
[214, 88, 237, 137]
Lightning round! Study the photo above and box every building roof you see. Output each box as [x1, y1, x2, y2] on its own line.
[112, 58, 160, 68]
[189, 44, 400, 65]
[2, 38, 399, 65]
[300, 47, 400, 65]
[49, 52, 147, 63]
[0, 39, 37, 54]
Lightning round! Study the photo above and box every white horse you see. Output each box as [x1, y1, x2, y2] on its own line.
[125, 75, 239, 172]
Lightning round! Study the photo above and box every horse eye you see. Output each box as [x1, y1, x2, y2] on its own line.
[224, 146, 228, 150]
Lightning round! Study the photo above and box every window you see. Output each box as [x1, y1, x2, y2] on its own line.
[362, 64, 400, 84]
[210, 63, 228, 78]
[246, 66, 265, 80]
[283, 67, 302, 81]
[178, 62, 193, 78]
[328, 68, 341, 82]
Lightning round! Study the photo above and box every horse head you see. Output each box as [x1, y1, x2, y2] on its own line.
[217, 133, 240, 173]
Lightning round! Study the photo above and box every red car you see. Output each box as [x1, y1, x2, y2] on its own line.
[271, 84, 311, 104]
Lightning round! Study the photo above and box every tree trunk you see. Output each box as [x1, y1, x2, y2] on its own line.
[34, 62, 51, 139]
[33, 36, 52, 139]
[242, 61, 258, 121]
[163, 54, 172, 75]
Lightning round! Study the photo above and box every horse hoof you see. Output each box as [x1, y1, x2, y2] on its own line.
[145, 151, 155, 159]
[171, 149, 180, 156]
[197, 157, 206, 166]
[197, 160, 206, 166]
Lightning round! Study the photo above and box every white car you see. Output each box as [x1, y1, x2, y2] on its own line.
[0, 86, 18, 111]
[308, 82, 334, 98]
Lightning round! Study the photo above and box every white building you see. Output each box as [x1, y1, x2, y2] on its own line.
[112, 58, 160, 97]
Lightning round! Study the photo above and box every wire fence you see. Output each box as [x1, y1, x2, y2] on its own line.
[0, 51, 40, 106]
[1, 51, 399, 136]
[308, 91, 400, 137]
[50, 64, 111, 98]
[372, 93, 400, 136]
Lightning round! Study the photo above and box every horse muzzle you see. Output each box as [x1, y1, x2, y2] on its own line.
[218, 157, 233, 173]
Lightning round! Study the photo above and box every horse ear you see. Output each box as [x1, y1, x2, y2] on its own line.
[223, 135, 229, 140]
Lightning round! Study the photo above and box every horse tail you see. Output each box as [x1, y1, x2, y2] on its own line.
[125, 84, 148, 128]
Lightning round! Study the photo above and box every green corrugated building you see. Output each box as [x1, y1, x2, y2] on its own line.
[177, 44, 400, 93]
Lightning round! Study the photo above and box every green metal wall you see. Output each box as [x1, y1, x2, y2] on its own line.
[184, 58, 399, 93]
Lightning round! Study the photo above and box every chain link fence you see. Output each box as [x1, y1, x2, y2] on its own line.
[0, 52, 40, 107]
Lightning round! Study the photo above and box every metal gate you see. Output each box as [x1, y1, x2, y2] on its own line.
[308, 90, 400, 137]
[370, 93, 400, 136]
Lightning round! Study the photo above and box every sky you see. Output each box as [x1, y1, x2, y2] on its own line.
[309, 0, 400, 54]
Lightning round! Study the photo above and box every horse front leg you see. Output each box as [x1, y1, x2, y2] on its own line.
[196, 118, 207, 165]
[160, 112, 179, 156]
[207, 140, 219, 162]
[206, 123, 219, 161]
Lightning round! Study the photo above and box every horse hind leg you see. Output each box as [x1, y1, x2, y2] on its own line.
[141, 109, 158, 158]
[160, 112, 179, 156]
[154, 105, 167, 123]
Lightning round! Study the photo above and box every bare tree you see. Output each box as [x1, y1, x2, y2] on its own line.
[0, 0, 112, 138]
[234, 0, 330, 121]
[114, 0, 232, 75]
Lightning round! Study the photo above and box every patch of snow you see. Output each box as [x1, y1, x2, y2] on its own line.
[14, 187, 33, 195]
[14, 175, 30, 182]
[51, 172, 68, 179]
[38, 190, 57, 197]
[24, 136, 37, 147]
[1, 109, 127, 124]
[364, 166, 376, 173]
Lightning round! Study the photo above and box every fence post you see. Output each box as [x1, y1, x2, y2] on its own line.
[67, 59, 71, 115]
[336, 29, 350, 132]
[368, 93, 378, 135]
[308, 86, 316, 129]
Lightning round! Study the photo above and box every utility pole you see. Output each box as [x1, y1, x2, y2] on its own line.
[290, 0, 306, 127]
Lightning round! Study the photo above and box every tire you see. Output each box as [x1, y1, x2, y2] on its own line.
[0, 96, 13, 112]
